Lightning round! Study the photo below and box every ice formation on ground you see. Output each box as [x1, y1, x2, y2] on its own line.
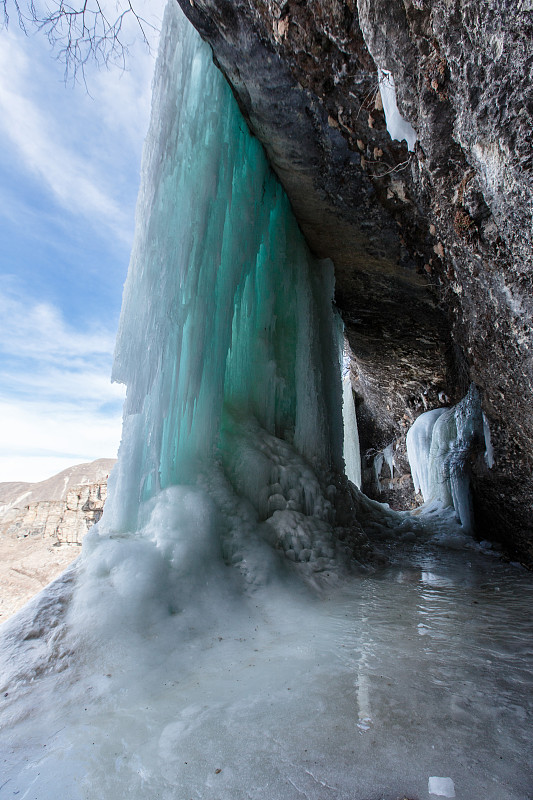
[1, 6, 532, 800]
[406, 385, 486, 531]
[429, 775, 456, 797]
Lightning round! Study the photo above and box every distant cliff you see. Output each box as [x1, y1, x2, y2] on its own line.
[0, 458, 115, 622]
[0, 480, 110, 544]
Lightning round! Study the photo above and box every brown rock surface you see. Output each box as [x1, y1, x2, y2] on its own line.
[0, 459, 114, 623]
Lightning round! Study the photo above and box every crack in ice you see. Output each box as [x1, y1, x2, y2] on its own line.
[304, 768, 336, 791]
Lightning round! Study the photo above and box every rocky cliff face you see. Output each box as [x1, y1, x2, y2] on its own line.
[0, 459, 114, 621]
[175, 0, 533, 563]
[356, 0, 533, 558]
[0, 481, 109, 544]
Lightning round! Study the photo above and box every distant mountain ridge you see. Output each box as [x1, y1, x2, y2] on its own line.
[0, 458, 116, 512]
[0, 458, 116, 623]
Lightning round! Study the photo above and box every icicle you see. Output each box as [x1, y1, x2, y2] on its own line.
[377, 69, 417, 151]
[342, 374, 362, 488]
[383, 443, 394, 486]
[483, 412, 495, 468]
[91, 0, 348, 582]
[406, 386, 486, 531]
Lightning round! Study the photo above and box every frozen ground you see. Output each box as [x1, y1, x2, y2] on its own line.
[1, 531, 531, 800]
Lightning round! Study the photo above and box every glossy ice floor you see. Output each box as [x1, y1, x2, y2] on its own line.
[2, 538, 531, 800]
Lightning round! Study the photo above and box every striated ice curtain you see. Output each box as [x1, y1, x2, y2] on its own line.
[100, 1, 345, 576]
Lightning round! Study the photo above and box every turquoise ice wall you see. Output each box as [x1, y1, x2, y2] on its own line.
[110, 3, 343, 531]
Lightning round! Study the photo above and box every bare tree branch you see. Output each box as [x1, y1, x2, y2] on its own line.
[2, 1, 157, 83]
[2, 0, 29, 32]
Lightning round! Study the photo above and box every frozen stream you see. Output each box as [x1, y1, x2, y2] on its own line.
[2, 538, 532, 800]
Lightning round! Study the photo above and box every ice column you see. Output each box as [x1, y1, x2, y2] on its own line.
[342, 375, 361, 488]
[378, 69, 417, 151]
[107, 3, 344, 534]
[406, 386, 486, 531]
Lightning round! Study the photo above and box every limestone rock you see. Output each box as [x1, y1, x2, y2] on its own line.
[0, 459, 114, 622]
[0, 481, 109, 544]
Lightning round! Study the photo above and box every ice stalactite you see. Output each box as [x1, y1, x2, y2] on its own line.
[342, 374, 362, 489]
[377, 69, 417, 151]
[98, 0, 356, 586]
[406, 385, 487, 531]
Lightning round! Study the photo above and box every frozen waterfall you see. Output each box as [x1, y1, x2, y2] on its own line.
[406, 385, 486, 531]
[1, 5, 532, 800]
[102, 0, 351, 576]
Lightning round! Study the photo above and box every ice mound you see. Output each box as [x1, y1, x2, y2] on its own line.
[406, 385, 487, 532]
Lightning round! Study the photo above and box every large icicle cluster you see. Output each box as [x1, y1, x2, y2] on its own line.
[406, 385, 487, 531]
[100, 2, 355, 581]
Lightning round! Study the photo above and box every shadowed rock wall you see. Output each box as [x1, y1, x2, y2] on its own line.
[356, 0, 533, 559]
[175, 0, 533, 564]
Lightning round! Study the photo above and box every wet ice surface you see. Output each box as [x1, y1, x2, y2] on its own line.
[2, 540, 532, 800]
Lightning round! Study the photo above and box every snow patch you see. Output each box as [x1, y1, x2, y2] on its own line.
[429, 776, 456, 797]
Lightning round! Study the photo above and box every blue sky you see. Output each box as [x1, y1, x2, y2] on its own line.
[0, 1, 165, 481]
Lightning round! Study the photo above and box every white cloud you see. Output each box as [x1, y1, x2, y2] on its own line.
[0, 288, 116, 363]
[3, 367, 125, 404]
[0, 289, 125, 481]
[0, 2, 164, 244]
[0, 0, 166, 483]
[0, 456, 104, 484]
[0, 42, 130, 241]
[0, 396, 125, 482]
[0, 399, 123, 458]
